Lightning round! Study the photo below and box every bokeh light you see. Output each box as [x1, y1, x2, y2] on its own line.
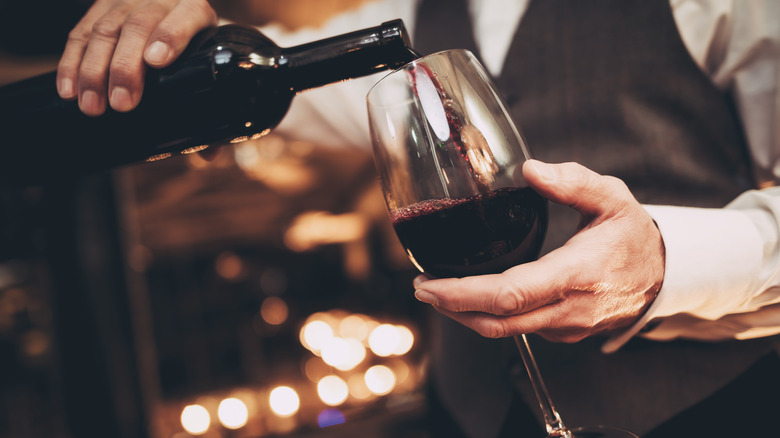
[343, 338, 367, 369]
[180, 404, 210, 435]
[300, 320, 334, 355]
[347, 373, 373, 400]
[269, 386, 300, 417]
[388, 358, 411, 386]
[260, 296, 289, 326]
[364, 365, 396, 395]
[393, 325, 415, 355]
[217, 398, 248, 430]
[321, 337, 366, 371]
[338, 314, 372, 341]
[368, 324, 401, 357]
[321, 336, 350, 369]
[317, 408, 346, 428]
[215, 251, 243, 280]
[317, 375, 349, 406]
[303, 357, 331, 383]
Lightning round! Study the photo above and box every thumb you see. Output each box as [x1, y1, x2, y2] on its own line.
[522, 160, 631, 217]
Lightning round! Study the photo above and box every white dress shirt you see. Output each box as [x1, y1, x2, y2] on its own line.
[262, 0, 780, 352]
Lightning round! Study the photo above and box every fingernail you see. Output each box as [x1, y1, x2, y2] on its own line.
[80, 90, 102, 116]
[414, 290, 437, 305]
[110, 86, 133, 112]
[528, 160, 556, 182]
[58, 78, 74, 98]
[413, 275, 429, 288]
[145, 41, 170, 66]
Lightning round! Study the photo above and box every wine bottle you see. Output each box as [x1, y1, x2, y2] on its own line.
[0, 20, 416, 185]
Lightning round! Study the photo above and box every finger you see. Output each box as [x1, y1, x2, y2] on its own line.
[57, 1, 116, 99]
[77, 4, 136, 116]
[412, 274, 432, 289]
[434, 301, 568, 339]
[413, 253, 576, 315]
[523, 160, 634, 218]
[108, 2, 175, 112]
[144, 0, 218, 68]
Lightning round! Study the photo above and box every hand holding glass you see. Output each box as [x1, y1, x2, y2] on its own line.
[367, 49, 639, 438]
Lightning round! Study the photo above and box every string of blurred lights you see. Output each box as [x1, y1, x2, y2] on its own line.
[174, 309, 421, 437]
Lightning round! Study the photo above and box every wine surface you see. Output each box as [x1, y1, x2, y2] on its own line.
[391, 186, 547, 278]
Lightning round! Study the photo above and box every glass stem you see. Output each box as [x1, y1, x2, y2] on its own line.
[514, 334, 572, 438]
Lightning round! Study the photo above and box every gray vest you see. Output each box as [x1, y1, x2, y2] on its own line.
[414, 0, 776, 436]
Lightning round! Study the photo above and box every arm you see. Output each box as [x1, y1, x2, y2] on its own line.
[414, 0, 780, 351]
[604, 188, 780, 351]
[610, 0, 780, 349]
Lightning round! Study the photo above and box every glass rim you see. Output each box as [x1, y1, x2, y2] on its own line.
[366, 48, 477, 105]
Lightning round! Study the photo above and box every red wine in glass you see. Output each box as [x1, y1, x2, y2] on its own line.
[368, 49, 640, 438]
[391, 186, 547, 278]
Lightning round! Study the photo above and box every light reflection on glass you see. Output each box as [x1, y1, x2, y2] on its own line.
[180, 404, 210, 435]
[146, 152, 173, 162]
[251, 128, 271, 140]
[180, 144, 209, 155]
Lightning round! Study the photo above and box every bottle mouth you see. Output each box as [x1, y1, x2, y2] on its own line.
[379, 19, 412, 48]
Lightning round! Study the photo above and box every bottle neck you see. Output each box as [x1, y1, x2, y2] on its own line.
[280, 19, 417, 93]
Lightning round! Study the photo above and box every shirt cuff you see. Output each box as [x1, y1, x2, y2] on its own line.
[602, 204, 763, 353]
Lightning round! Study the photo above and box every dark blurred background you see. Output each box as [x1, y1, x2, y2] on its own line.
[0, 1, 430, 437]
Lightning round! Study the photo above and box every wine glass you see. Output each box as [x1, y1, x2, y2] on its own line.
[366, 49, 639, 438]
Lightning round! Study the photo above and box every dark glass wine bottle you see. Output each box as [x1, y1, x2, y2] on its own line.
[0, 20, 416, 185]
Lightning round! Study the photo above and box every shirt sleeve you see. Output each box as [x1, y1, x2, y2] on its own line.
[603, 189, 780, 352]
[603, 0, 780, 352]
[259, 0, 419, 150]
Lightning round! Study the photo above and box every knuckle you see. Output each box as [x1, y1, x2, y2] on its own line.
[492, 289, 523, 315]
[67, 26, 91, 45]
[91, 18, 122, 42]
[542, 332, 576, 343]
[602, 175, 629, 194]
[155, 1, 217, 45]
[57, 59, 77, 76]
[157, 24, 185, 45]
[109, 58, 141, 83]
[124, 11, 157, 34]
[477, 322, 506, 339]
[559, 330, 588, 343]
[78, 63, 106, 86]
[190, 0, 218, 23]
[602, 175, 636, 211]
